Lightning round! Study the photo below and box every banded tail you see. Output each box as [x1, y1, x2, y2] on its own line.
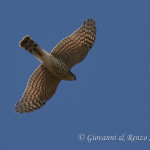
[19, 35, 49, 63]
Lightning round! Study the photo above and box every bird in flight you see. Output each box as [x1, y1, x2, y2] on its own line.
[15, 18, 96, 113]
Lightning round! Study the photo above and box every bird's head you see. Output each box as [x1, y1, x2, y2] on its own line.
[68, 71, 76, 81]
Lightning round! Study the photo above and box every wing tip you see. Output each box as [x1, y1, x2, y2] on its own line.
[15, 102, 26, 113]
[15, 99, 46, 114]
[83, 18, 96, 26]
[15, 101, 33, 114]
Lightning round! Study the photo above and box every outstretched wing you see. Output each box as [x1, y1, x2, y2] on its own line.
[15, 64, 61, 113]
[50, 18, 96, 69]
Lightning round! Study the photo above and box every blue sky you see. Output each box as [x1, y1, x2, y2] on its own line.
[0, 0, 150, 149]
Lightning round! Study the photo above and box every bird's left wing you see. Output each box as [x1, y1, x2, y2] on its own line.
[15, 64, 61, 113]
[50, 18, 96, 69]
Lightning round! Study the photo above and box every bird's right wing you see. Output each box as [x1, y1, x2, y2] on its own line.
[15, 64, 61, 113]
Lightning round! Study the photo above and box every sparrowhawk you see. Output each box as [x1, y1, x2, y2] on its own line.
[15, 18, 96, 113]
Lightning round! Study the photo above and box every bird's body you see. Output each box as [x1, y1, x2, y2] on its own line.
[44, 55, 75, 81]
[15, 18, 96, 113]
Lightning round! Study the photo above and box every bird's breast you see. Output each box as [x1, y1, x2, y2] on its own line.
[43, 55, 69, 79]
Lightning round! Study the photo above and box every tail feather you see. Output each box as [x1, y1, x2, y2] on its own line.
[19, 35, 49, 63]
[19, 35, 39, 52]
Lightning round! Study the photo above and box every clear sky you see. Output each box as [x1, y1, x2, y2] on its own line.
[0, 0, 150, 149]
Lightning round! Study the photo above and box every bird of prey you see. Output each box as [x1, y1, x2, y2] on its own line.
[15, 18, 96, 113]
